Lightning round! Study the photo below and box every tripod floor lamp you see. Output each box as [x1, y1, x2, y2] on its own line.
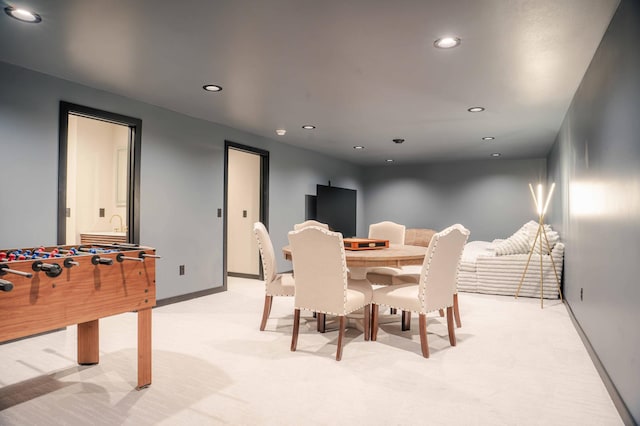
[515, 183, 563, 308]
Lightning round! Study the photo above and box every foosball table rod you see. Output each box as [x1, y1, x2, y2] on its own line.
[0, 264, 34, 278]
[139, 252, 161, 259]
[116, 253, 144, 262]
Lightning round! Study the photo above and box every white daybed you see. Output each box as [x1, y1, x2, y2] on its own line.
[458, 221, 564, 299]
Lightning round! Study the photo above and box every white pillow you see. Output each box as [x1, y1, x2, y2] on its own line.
[493, 228, 531, 255]
[493, 221, 561, 256]
[529, 226, 560, 254]
[522, 220, 539, 237]
[520, 220, 560, 254]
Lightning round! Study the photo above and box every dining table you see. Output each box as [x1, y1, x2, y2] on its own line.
[282, 243, 427, 279]
[282, 242, 428, 334]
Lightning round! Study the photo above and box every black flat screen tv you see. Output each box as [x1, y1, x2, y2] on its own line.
[316, 184, 357, 237]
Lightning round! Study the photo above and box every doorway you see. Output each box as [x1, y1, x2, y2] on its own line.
[58, 102, 142, 245]
[224, 141, 269, 282]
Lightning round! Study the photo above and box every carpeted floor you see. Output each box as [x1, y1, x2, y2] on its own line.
[0, 277, 622, 425]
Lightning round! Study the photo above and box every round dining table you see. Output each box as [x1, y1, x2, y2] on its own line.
[282, 243, 428, 334]
[282, 243, 427, 279]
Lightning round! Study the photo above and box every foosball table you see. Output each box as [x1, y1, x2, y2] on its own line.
[0, 243, 159, 390]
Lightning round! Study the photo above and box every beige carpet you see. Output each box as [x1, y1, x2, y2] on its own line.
[0, 277, 622, 425]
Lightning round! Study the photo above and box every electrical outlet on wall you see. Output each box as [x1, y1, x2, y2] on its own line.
[179, 265, 185, 276]
[99, 208, 105, 217]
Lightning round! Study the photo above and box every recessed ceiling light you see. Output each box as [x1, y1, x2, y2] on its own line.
[4, 6, 42, 23]
[353, 146, 364, 150]
[275, 129, 286, 136]
[385, 159, 394, 163]
[482, 136, 495, 141]
[302, 125, 316, 130]
[392, 138, 405, 144]
[468, 107, 485, 113]
[491, 153, 501, 157]
[202, 84, 222, 92]
[434, 37, 460, 49]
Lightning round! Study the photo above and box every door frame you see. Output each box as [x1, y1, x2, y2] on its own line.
[223, 141, 269, 288]
[57, 101, 142, 244]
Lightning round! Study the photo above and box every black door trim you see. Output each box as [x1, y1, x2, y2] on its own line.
[58, 101, 142, 244]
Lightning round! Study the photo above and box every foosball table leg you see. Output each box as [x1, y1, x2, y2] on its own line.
[137, 307, 152, 390]
[77, 319, 100, 365]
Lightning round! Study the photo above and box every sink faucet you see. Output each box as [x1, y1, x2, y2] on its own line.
[110, 214, 124, 232]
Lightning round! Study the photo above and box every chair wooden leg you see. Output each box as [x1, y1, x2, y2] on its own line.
[371, 304, 379, 341]
[453, 293, 462, 328]
[438, 309, 445, 317]
[419, 313, 429, 358]
[260, 295, 273, 331]
[447, 306, 456, 346]
[291, 309, 300, 352]
[401, 311, 411, 331]
[317, 313, 326, 333]
[363, 304, 371, 341]
[336, 316, 346, 361]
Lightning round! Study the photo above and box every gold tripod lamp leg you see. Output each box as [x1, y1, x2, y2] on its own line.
[541, 224, 563, 302]
[539, 219, 544, 308]
[515, 182, 561, 308]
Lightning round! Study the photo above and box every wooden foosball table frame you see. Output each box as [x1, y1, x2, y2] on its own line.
[0, 244, 157, 390]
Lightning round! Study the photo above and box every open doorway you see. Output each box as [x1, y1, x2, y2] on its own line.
[224, 141, 269, 283]
[58, 102, 141, 245]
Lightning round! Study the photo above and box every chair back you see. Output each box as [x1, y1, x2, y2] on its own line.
[294, 220, 329, 231]
[288, 226, 348, 315]
[404, 228, 436, 247]
[418, 224, 470, 312]
[368, 221, 406, 244]
[253, 222, 277, 283]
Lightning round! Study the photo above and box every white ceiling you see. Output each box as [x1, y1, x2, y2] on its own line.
[0, 0, 619, 165]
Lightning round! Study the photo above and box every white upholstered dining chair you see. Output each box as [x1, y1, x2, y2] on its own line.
[368, 221, 406, 244]
[293, 220, 329, 231]
[288, 226, 372, 361]
[371, 224, 469, 358]
[253, 222, 295, 331]
[366, 221, 407, 315]
[366, 220, 406, 284]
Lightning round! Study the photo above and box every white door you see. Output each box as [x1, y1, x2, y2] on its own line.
[227, 148, 261, 275]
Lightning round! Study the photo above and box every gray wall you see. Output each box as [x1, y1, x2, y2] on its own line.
[363, 159, 547, 242]
[547, 0, 640, 422]
[268, 147, 366, 271]
[0, 61, 364, 299]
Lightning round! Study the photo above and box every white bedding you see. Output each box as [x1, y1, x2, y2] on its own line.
[458, 238, 564, 299]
